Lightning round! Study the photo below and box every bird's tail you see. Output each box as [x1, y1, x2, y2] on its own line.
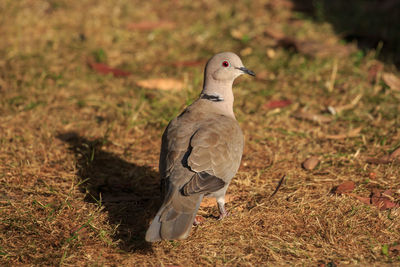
[145, 192, 203, 242]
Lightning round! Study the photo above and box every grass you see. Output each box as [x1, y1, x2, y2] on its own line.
[1, 0, 400, 266]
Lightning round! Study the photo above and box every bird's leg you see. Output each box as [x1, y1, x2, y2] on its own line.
[193, 216, 203, 226]
[217, 197, 229, 220]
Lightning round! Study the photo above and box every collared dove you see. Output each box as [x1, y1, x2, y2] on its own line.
[145, 52, 255, 242]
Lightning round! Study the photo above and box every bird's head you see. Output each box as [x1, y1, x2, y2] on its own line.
[205, 52, 255, 82]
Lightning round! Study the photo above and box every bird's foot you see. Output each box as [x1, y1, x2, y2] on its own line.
[218, 210, 229, 220]
[193, 215, 205, 226]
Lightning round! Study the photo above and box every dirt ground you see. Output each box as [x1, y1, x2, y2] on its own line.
[1, 0, 400, 266]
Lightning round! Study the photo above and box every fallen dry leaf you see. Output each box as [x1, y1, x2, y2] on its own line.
[382, 72, 400, 91]
[88, 61, 131, 77]
[366, 147, 400, 165]
[126, 21, 175, 31]
[136, 78, 184, 91]
[390, 147, 400, 160]
[293, 111, 333, 123]
[302, 156, 319, 170]
[348, 193, 371, 205]
[371, 190, 399, 210]
[325, 127, 362, 140]
[366, 155, 393, 165]
[332, 181, 356, 194]
[348, 189, 399, 211]
[390, 244, 400, 255]
[200, 194, 235, 208]
[264, 100, 292, 109]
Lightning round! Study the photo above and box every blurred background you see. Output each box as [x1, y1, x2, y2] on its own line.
[1, 0, 399, 266]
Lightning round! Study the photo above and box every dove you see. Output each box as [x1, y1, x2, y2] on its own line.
[145, 52, 255, 242]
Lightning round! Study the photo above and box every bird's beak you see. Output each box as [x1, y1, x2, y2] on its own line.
[237, 67, 255, 77]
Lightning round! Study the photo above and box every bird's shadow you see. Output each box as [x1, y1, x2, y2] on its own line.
[57, 132, 160, 252]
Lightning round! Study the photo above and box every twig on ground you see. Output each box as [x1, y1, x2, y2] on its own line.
[270, 174, 286, 199]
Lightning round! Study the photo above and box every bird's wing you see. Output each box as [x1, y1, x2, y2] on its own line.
[182, 116, 244, 195]
[159, 112, 195, 177]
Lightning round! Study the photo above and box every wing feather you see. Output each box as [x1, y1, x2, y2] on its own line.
[188, 117, 244, 181]
[181, 171, 225, 196]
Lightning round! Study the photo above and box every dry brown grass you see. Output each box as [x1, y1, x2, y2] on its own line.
[1, 0, 400, 266]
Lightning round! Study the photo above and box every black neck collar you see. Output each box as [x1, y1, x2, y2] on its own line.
[200, 93, 224, 102]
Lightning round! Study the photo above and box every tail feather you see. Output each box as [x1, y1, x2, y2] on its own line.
[160, 212, 196, 240]
[145, 193, 203, 242]
[145, 214, 162, 242]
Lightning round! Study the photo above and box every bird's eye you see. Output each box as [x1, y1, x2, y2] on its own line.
[222, 60, 230, 67]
